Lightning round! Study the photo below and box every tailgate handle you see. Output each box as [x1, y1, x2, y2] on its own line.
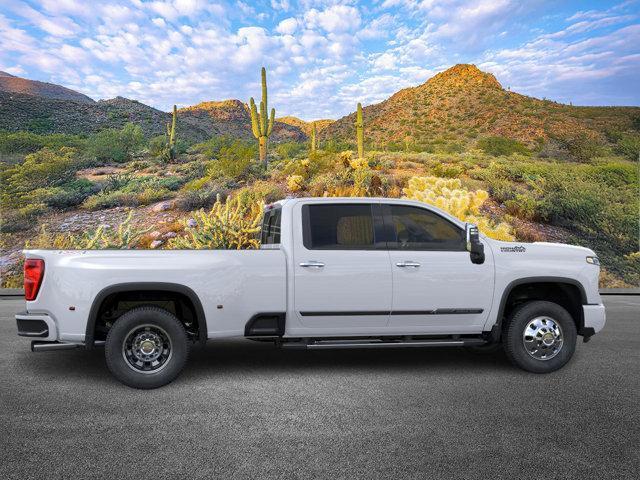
[300, 261, 325, 268]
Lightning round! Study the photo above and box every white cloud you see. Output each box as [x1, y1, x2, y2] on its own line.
[152, 17, 167, 28]
[305, 5, 361, 33]
[276, 17, 298, 35]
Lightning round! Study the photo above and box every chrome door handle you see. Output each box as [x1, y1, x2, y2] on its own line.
[300, 261, 325, 268]
[396, 261, 421, 268]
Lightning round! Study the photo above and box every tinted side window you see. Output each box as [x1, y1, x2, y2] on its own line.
[388, 205, 465, 251]
[303, 204, 375, 250]
[261, 207, 281, 244]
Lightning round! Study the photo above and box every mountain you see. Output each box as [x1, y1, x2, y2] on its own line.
[0, 71, 95, 104]
[0, 79, 305, 143]
[179, 100, 306, 142]
[321, 64, 640, 148]
[277, 116, 334, 135]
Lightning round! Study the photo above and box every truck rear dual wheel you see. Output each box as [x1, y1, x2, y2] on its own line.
[105, 306, 190, 389]
[504, 300, 577, 373]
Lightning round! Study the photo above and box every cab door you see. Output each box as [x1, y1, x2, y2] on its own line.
[383, 203, 494, 334]
[292, 201, 392, 334]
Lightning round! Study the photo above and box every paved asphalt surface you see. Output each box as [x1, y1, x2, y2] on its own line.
[1, 296, 638, 479]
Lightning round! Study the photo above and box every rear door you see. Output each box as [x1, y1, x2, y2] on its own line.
[384, 203, 494, 333]
[293, 201, 392, 332]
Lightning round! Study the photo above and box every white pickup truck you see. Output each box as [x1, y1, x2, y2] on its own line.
[17, 197, 606, 388]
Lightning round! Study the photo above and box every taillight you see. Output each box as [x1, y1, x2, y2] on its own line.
[24, 259, 45, 301]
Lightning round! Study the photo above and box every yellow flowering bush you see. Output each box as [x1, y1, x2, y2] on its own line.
[287, 174, 305, 192]
[403, 176, 514, 240]
[168, 195, 262, 249]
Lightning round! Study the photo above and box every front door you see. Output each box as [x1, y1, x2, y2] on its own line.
[293, 202, 392, 334]
[383, 204, 494, 334]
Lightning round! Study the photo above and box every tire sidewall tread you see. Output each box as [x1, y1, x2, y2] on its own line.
[503, 300, 577, 373]
[105, 306, 190, 389]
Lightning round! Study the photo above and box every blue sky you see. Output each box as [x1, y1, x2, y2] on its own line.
[0, 0, 638, 120]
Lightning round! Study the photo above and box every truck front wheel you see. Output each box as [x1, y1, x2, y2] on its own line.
[504, 300, 577, 373]
[105, 306, 190, 389]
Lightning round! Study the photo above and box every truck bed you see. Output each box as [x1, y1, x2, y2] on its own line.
[24, 249, 287, 342]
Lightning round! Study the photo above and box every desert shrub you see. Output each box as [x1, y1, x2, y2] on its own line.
[148, 135, 167, 157]
[31, 178, 98, 209]
[0, 147, 83, 210]
[287, 174, 305, 192]
[234, 181, 285, 208]
[88, 123, 144, 162]
[26, 211, 148, 249]
[403, 176, 514, 240]
[175, 188, 229, 211]
[432, 163, 464, 178]
[82, 186, 173, 210]
[615, 133, 640, 160]
[167, 196, 262, 249]
[504, 194, 540, 220]
[218, 141, 255, 177]
[276, 141, 306, 160]
[555, 132, 603, 162]
[0, 131, 87, 154]
[477, 136, 529, 156]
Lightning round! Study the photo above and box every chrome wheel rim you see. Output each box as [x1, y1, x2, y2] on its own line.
[523, 316, 563, 361]
[122, 324, 172, 374]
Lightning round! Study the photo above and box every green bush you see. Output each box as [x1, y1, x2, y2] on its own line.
[556, 132, 603, 162]
[477, 136, 529, 156]
[275, 141, 306, 160]
[615, 133, 640, 160]
[0, 131, 87, 154]
[215, 141, 257, 178]
[88, 123, 144, 162]
[82, 187, 173, 210]
[0, 147, 83, 209]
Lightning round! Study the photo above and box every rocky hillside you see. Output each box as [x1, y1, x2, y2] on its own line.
[0, 71, 94, 104]
[277, 116, 334, 135]
[321, 64, 640, 147]
[0, 91, 209, 142]
[0, 73, 306, 143]
[179, 100, 306, 142]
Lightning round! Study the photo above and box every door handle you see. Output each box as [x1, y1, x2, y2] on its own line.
[396, 261, 421, 268]
[300, 261, 325, 268]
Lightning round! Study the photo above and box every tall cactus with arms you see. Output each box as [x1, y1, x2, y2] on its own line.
[310, 122, 317, 152]
[249, 67, 275, 167]
[355, 102, 364, 160]
[165, 104, 177, 161]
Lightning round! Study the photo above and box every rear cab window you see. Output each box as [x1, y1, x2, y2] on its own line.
[260, 205, 282, 246]
[301, 203, 385, 250]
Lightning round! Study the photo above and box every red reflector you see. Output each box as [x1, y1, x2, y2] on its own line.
[24, 259, 45, 301]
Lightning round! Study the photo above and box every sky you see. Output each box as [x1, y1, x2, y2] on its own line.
[0, 0, 638, 120]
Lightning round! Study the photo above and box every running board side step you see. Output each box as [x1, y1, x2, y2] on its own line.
[31, 341, 80, 352]
[281, 338, 487, 350]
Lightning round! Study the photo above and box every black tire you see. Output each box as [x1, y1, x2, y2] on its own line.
[105, 306, 189, 389]
[504, 300, 577, 373]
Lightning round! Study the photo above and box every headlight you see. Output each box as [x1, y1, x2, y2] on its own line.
[586, 256, 600, 265]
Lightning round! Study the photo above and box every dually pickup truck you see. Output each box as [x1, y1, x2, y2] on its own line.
[17, 197, 606, 388]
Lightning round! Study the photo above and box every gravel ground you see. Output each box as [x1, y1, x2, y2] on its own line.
[1, 296, 638, 479]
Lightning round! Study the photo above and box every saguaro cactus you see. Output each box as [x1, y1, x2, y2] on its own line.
[355, 102, 364, 160]
[310, 122, 317, 152]
[249, 67, 275, 167]
[165, 104, 177, 161]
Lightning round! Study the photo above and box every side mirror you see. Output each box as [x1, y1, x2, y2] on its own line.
[466, 224, 485, 265]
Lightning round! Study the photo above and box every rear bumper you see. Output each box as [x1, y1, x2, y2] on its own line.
[16, 311, 58, 341]
[582, 304, 606, 335]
